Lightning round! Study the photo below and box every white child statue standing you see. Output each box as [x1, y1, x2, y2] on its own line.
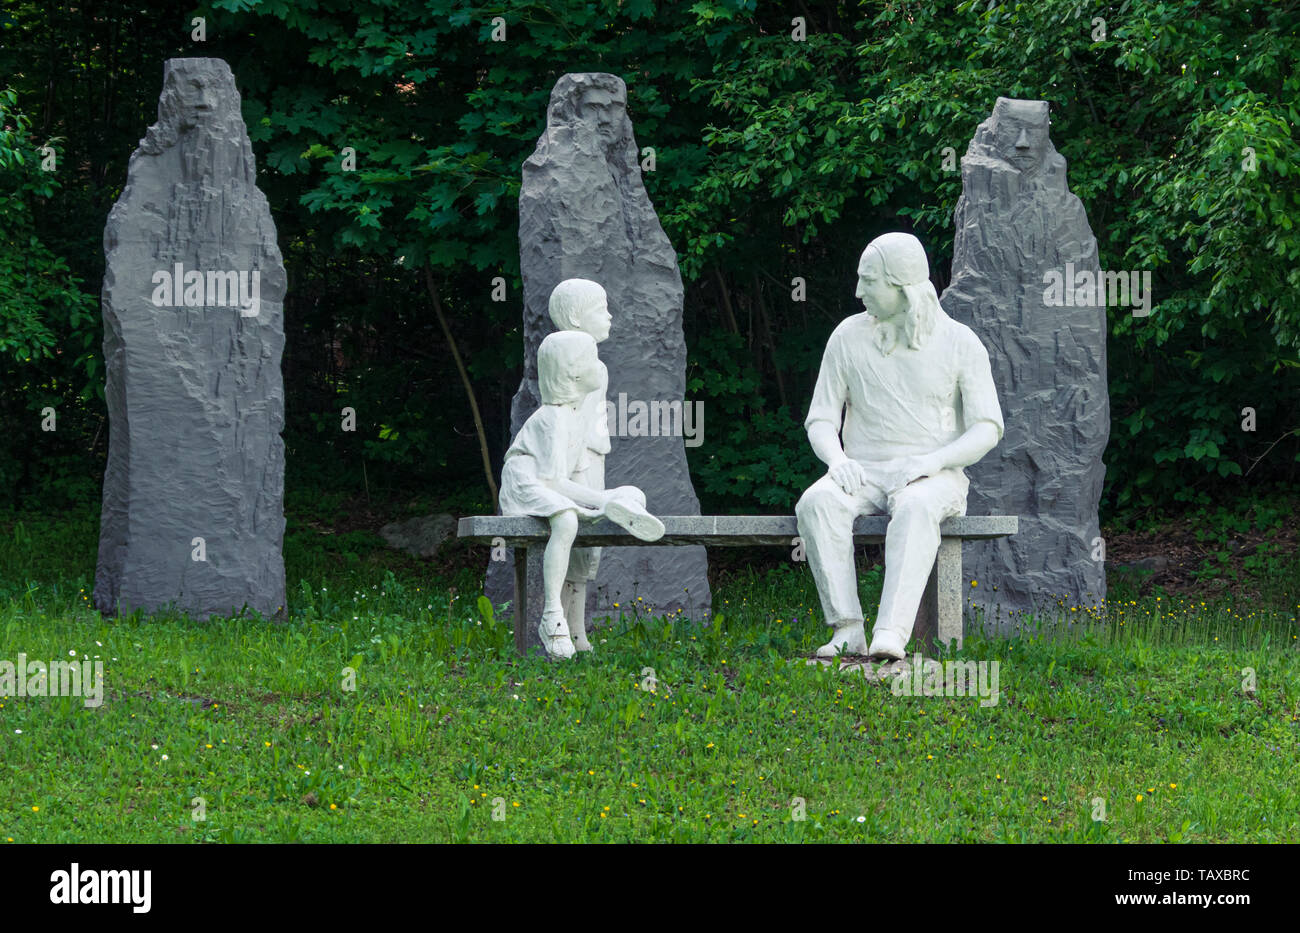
[499, 326, 664, 659]
[796, 232, 1005, 660]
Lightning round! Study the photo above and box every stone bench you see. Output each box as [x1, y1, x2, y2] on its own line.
[458, 515, 1018, 655]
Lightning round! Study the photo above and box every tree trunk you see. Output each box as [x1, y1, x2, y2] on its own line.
[712, 264, 741, 336]
[753, 272, 788, 409]
[422, 266, 499, 509]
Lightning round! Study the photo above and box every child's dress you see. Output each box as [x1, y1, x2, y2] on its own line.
[499, 401, 589, 518]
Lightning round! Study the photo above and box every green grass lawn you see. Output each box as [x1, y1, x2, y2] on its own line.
[0, 508, 1297, 843]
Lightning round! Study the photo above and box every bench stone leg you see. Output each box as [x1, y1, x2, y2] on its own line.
[511, 546, 547, 657]
[911, 537, 963, 652]
[513, 546, 529, 655]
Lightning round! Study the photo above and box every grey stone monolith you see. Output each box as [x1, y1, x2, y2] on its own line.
[94, 58, 286, 619]
[940, 97, 1110, 626]
[486, 73, 711, 649]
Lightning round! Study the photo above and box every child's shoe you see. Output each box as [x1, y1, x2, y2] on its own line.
[538, 609, 576, 659]
[603, 487, 665, 542]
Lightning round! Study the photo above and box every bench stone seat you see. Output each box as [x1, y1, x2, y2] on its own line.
[457, 514, 1018, 547]
[458, 514, 1018, 656]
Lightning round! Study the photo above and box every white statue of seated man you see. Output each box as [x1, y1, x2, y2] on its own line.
[796, 232, 1005, 659]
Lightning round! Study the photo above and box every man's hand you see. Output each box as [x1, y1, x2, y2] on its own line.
[880, 452, 946, 490]
[829, 458, 871, 496]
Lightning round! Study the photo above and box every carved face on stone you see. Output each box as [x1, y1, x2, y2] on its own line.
[547, 74, 629, 140]
[171, 70, 221, 130]
[577, 85, 625, 130]
[856, 247, 907, 322]
[146, 60, 241, 155]
[989, 98, 1050, 175]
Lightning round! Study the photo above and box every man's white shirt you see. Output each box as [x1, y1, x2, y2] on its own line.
[805, 309, 1005, 466]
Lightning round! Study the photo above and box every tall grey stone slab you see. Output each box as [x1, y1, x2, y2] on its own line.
[939, 97, 1109, 625]
[94, 58, 287, 619]
[486, 73, 711, 648]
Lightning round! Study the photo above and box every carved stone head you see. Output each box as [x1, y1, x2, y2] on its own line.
[981, 97, 1052, 176]
[546, 73, 628, 134]
[141, 58, 242, 155]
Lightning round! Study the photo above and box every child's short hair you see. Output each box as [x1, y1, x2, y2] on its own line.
[548, 278, 606, 332]
[538, 330, 599, 405]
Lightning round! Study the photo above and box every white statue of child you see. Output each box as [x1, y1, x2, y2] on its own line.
[546, 278, 613, 651]
[499, 330, 664, 659]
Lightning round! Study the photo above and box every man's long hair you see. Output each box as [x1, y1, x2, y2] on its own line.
[865, 233, 946, 350]
[899, 280, 942, 349]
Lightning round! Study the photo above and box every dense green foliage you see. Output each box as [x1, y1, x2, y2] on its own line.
[0, 89, 99, 502]
[1, 0, 1297, 515]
